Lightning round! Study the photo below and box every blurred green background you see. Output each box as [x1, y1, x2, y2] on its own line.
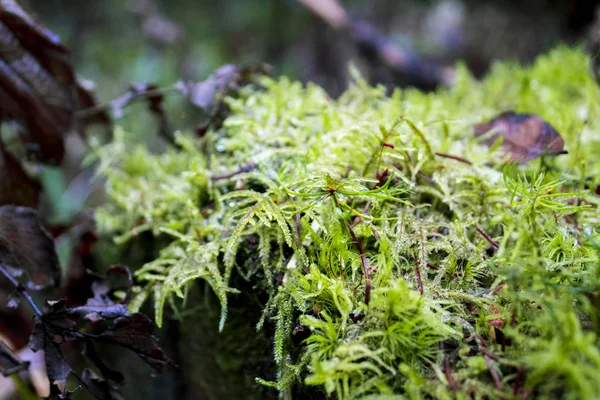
[20, 0, 596, 227]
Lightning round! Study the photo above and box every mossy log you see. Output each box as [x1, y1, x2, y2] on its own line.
[96, 47, 600, 399]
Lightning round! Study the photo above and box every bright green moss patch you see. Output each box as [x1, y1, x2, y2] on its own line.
[95, 46, 600, 398]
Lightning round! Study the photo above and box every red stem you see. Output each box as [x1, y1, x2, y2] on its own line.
[444, 358, 458, 391]
[484, 354, 503, 391]
[417, 171, 435, 184]
[476, 226, 499, 249]
[435, 152, 472, 165]
[513, 367, 524, 396]
[415, 260, 424, 295]
[210, 162, 257, 180]
[352, 199, 372, 227]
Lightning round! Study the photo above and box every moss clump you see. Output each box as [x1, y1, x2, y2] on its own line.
[95, 46, 600, 399]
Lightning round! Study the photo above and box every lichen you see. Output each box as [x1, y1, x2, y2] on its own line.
[94, 46, 600, 399]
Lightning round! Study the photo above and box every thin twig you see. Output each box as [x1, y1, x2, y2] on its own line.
[344, 221, 371, 305]
[476, 226, 499, 249]
[210, 162, 257, 181]
[75, 85, 179, 120]
[296, 0, 455, 88]
[371, 226, 381, 242]
[481, 348, 500, 361]
[0, 264, 42, 316]
[435, 152, 473, 165]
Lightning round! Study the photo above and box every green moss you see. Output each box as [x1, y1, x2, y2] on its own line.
[94, 46, 600, 398]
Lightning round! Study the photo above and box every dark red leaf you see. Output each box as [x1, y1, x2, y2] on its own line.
[0, 0, 67, 53]
[0, 205, 60, 289]
[81, 368, 124, 400]
[43, 340, 71, 393]
[83, 342, 124, 385]
[28, 300, 79, 395]
[474, 111, 565, 163]
[0, 2, 70, 164]
[96, 313, 176, 373]
[29, 300, 77, 353]
[0, 0, 108, 164]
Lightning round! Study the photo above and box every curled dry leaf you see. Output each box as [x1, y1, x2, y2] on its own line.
[0, 205, 60, 289]
[474, 111, 566, 163]
[67, 270, 129, 321]
[67, 264, 133, 322]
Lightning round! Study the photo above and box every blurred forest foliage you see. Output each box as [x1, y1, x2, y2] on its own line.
[26, 0, 597, 100]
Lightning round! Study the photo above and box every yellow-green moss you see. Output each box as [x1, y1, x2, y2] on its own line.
[95, 46, 600, 399]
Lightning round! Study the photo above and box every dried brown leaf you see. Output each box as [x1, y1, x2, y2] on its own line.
[474, 111, 565, 163]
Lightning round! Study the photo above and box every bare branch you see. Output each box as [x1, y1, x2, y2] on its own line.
[297, 0, 455, 88]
